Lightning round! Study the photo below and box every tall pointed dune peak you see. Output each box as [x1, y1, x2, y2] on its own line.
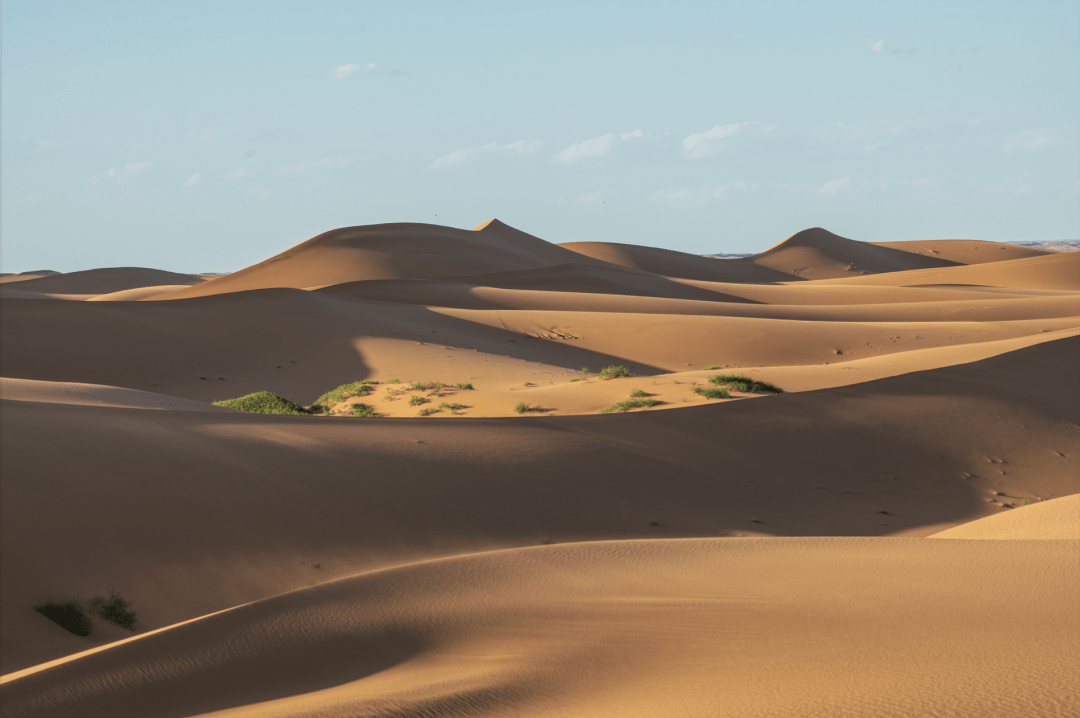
[149, 221, 610, 301]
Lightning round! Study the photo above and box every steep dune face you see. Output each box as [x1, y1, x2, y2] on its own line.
[872, 239, 1052, 265]
[153, 221, 612, 300]
[2, 268, 203, 295]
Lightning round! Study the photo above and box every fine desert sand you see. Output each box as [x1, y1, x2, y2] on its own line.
[1, 222, 1077, 717]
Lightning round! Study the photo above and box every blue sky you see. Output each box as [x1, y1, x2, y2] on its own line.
[3, 0, 1078, 273]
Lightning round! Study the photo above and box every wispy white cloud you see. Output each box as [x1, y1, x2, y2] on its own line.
[185, 173, 203, 187]
[88, 161, 152, 185]
[552, 130, 642, 165]
[330, 62, 379, 80]
[817, 177, 850, 195]
[225, 168, 253, 181]
[651, 181, 753, 208]
[1002, 126, 1070, 154]
[681, 122, 767, 159]
[870, 40, 885, 52]
[430, 140, 541, 170]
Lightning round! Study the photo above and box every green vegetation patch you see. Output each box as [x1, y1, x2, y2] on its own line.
[213, 391, 310, 415]
[313, 380, 377, 408]
[515, 402, 547, 414]
[629, 389, 651, 398]
[350, 403, 377, 418]
[598, 365, 630, 379]
[90, 592, 137, 631]
[601, 398, 664, 413]
[455, 383, 474, 390]
[703, 365, 721, 370]
[33, 599, 93, 637]
[694, 386, 731, 399]
[708, 374, 783, 394]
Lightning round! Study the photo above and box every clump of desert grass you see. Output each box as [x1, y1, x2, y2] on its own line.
[598, 365, 630, 379]
[708, 374, 783, 394]
[693, 386, 731, 399]
[213, 391, 310, 415]
[601, 398, 664, 413]
[90, 591, 137, 631]
[313, 380, 377, 410]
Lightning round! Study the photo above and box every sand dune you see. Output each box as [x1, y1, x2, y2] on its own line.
[152, 220, 614, 300]
[0, 378, 235, 412]
[4, 267, 203, 296]
[3, 536, 1076, 718]
[563, 228, 959, 282]
[873, 238, 1052, 264]
[810, 250, 1080, 291]
[3, 221, 1078, 715]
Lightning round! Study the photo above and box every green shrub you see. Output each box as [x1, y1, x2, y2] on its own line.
[33, 599, 93, 637]
[213, 391, 309, 415]
[313, 380, 376, 408]
[693, 386, 731, 399]
[409, 395, 426, 406]
[514, 402, 547, 414]
[570, 378, 585, 383]
[455, 383, 474, 390]
[439, 402, 466, 414]
[90, 592, 137, 631]
[598, 365, 630, 379]
[387, 378, 401, 384]
[601, 398, 664, 413]
[629, 389, 650, 398]
[418, 408, 439, 416]
[703, 365, 720, 370]
[708, 374, 783, 394]
[350, 403, 377, 418]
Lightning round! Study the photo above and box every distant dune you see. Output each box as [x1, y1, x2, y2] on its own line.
[564, 228, 959, 282]
[2, 268, 203, 296]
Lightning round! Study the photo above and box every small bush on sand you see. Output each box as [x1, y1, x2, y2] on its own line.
[418, 408, 439, 416]
[213, 392, 309, 415]
[439, 402, 466, 414]
[598, 365, 630, 379]
[455, 383, 474, 390]
[90, 592, 137, 631]
[629, 389, 650, 398]
[350, 403, 377, 418]
[601, 398, 664, 413]
[314, 381, 376, 408]
[693, 386, 731, 399]
[33, 599, 93, 637]
[409, 395, 426, 406]
[703, 365, 720, 370]
[515, 402, 547, 414]
[708, 374, 783, 394]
